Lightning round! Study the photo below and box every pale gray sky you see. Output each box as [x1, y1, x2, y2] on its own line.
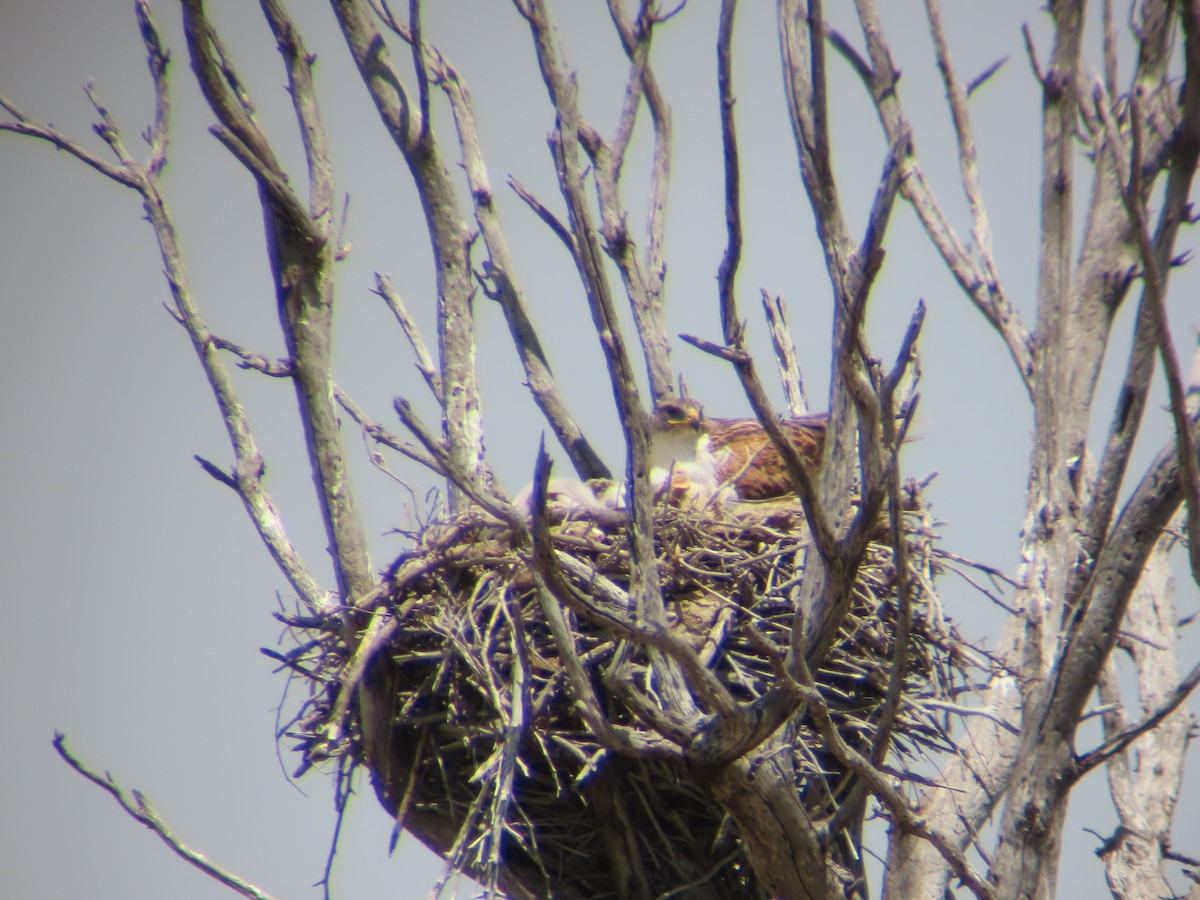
[1, 1, 1196, 898]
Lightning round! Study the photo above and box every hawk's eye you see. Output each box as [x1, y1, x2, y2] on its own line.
[664, 403, 689, 424]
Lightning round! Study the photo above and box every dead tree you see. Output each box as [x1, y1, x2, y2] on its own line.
[5, 1, 1199, 898]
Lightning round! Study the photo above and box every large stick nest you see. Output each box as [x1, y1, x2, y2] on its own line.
[278, 481, 973, 898]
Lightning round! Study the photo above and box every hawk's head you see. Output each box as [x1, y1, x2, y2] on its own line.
[649, 397, 705, 466]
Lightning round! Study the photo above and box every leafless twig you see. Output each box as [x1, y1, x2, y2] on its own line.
[1093, 82, 1200, 586]
[53, 734, 276, 900]
[334, 388, 442, 475]
[373, 274, 443, 402]
[761, 290, 809, 415]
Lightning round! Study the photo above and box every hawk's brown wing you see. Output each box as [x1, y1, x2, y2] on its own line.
[706, 413, 827, 500]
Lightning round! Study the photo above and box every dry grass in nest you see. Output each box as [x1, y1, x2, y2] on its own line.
[275, 481, 974, 898]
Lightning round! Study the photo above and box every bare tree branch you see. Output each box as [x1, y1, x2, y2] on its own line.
[776, 1, 907, 673]
[208, 334, 292, 377]
[332, 0, 485, 512]
[183, 0, 374, 609]
[333, 387, 443, 475]
[518, 2, 686, 715]
[53, 734, 276, 900]
[394, 397, 524, 528]
[420, 39, 611, 481]
[0, 4, 328, 614]
[599, 0, 675, 404]
[842, 1, 1034, 393]
[727, 2, 843, 571]
[0, 93, 140, 187]
[990, 14, 1200, 893]
[923, 0, 1007, 362]
[761, 290, 809, 415]
[1094, 82, 1200, 586]
[997, 411, 1200, 898]
[373, 273, 443, 403]
[986, 6, 1088, 893]
[1086, 652, 1200, 777]
[507, 175, 575, 250]
[1088, 522, 1195, 898]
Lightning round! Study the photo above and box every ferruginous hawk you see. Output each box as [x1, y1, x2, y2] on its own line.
[650, 397, 827, 500]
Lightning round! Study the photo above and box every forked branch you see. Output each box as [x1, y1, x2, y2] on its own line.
[0, 2, 325, 612]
